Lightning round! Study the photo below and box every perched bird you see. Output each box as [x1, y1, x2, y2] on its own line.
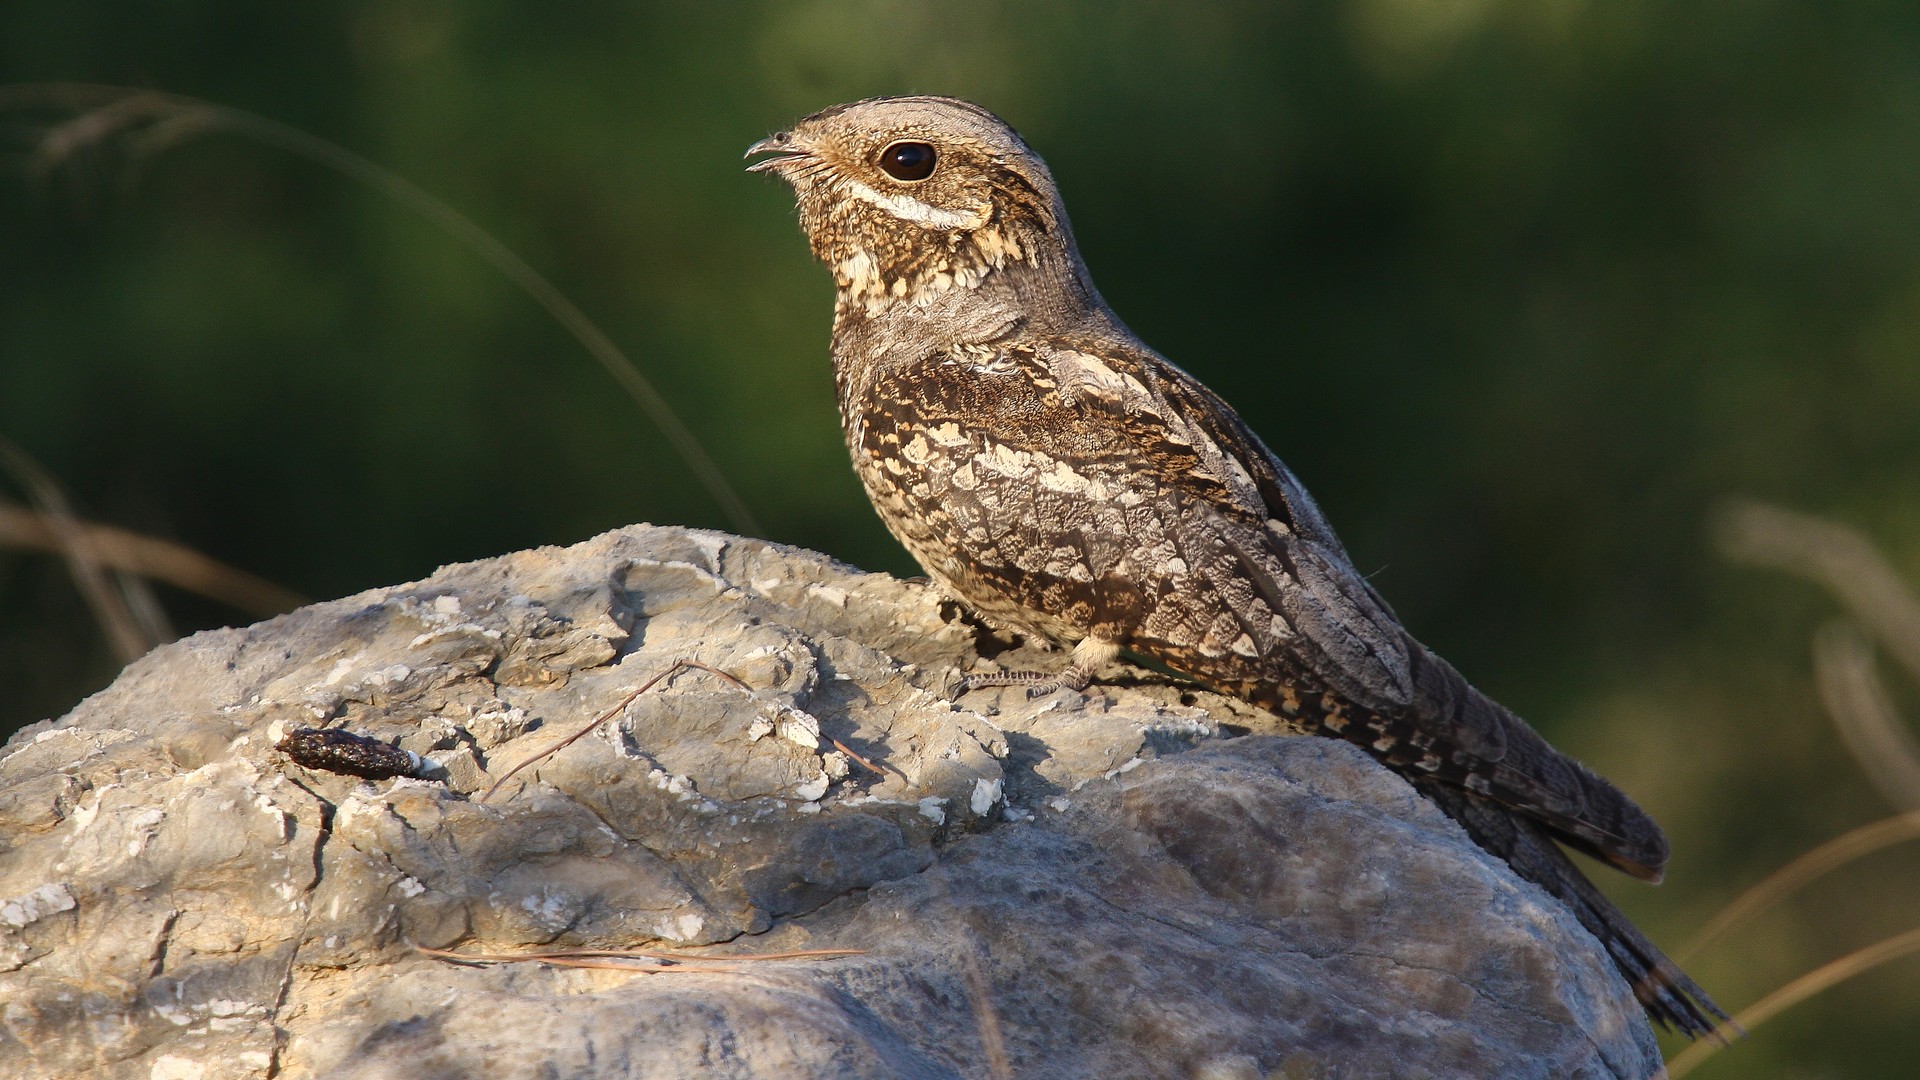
[748, 96, 1729, 1038]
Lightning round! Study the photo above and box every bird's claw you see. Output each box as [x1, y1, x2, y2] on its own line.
[954, 664, 1094, 700]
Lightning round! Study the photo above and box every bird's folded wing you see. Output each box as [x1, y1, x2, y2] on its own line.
[954, 337, 1672, 880]
[1140, 354, 1672, 880]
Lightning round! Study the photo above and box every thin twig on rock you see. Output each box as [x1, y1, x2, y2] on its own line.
[480, 659, 750, 802]
[415, 943, 862, 976]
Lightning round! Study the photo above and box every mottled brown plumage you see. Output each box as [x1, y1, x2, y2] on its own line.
[749, 96, 1728, 1038]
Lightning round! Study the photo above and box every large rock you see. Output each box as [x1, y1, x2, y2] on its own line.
[0, 525, 1660, 1079]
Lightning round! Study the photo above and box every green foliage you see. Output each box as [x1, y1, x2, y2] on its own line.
[4, 2, 1920, 1073]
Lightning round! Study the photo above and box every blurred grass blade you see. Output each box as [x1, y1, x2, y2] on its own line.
[1717, 500, 1920, 686]
[1812, 621, 1920, 813]
[116, 564, 177, 648]
[1667, 925, 1920, 1078]
[0, 438, 155, 663]
[0, 81, 762, 538]
[959, 925, 1012, 1080]
[0, 502, 304, 617]
[919, 855, 1012, 1080]
[1679, 811, 1920, 963]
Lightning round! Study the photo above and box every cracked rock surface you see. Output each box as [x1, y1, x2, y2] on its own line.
[0, 524, 1659, 1079]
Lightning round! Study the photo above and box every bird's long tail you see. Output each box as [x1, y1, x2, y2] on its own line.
[1181, 641, 1732, 1036]
[1414, 778, 1734, 1041]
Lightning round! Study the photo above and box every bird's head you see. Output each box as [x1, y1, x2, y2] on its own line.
[747, 96, 1081, 318]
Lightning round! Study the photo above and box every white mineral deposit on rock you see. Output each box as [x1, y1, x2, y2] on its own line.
[970, 777, 1002, 816]
[0, 884, 74, 929]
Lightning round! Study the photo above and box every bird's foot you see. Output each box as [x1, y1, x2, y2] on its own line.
[953, 636, 1121, 701]
[957, 664, 1096, 699]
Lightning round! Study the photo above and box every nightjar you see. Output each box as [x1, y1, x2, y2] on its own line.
[748, 95, 1728, 1039]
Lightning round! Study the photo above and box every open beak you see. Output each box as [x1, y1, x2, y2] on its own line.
[744, 132, 811, 174]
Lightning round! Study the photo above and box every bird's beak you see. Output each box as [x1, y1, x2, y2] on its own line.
[744, 132, 811, 174]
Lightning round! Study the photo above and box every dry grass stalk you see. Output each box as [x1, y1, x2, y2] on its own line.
[1697, 501, 1920, 1067]
[1679, 810, 1920, 964]
[1718, 500, 1920, 686]
[1666, 925, 1920, 1078]
[0, 438, 158, 662]
[479, 659, 750, 802]
[959, 936, 1012, 1080]
[912, 855, 1013, 1080]
[1811, 621, 1920, 813]
[0, 502, 304, 616]
[1, 81, 760, 537]
[416, 943, 861, 975]
[829, 736, 891, 778]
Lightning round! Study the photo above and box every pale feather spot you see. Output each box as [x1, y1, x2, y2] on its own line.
[975, 226, 1024, 266]
[835, 248, 879, 294]
[901, 433, 934, 466]
[928, 422, 970, 447]
[1221, 454, 1261, 500]
[1035, 459, 1093, 496]
[1048, 350, 1129, 403]
[1147, 539, 1181, 569]
[977, 442, 1035, 479]
[950, 459, 980, 491]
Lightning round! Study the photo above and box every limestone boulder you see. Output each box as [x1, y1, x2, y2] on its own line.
[0, 525, 1660, 1079]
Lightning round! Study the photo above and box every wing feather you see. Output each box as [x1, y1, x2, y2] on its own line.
[1122, 349, 1673, 879]
[878, 335, 1670, 880]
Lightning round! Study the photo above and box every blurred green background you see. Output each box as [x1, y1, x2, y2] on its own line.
[4, 1, 1918, 1074]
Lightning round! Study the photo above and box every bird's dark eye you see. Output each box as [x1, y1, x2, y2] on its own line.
[877, 141, 937, 182]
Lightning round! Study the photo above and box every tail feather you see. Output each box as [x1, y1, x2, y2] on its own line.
[1415, 778, 1734, 1040]
[1203, 645, 1729, 1037]
[1401, 642, 1672, 881]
